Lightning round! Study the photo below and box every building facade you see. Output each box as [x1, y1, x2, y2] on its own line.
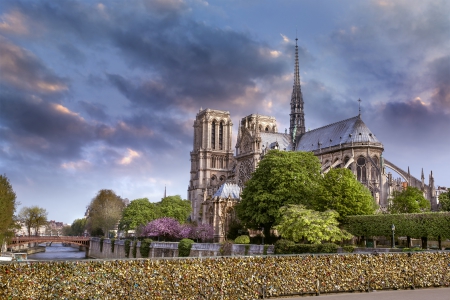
[188, 40, 437, 241]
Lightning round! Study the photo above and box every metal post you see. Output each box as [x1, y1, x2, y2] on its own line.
[391, 224, 395, 248]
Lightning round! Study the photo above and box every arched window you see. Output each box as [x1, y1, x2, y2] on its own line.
[219, 122, 223, 150]
[211, 121, 216, 150]
[265, 126, 269, 132]
[357, 156, 367, 182]
[371, 156, 379, 181]
[208, 207, 214, 226]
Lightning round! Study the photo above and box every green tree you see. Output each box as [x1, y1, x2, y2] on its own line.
[389, 186, 430, 214]
[236, 150, 322, 236]
[439, 191, 450, 211]
[315, 168, 376, 221]
[86, 189, 125, 237]
[119, 198, 160, 232]
[275, 205, 353, 244]
[158, 195, 191, 224]
[19, 206, 48, 236]
[0, 175, 18, 245]
[70, 218, 87, 236]
[61, 225, 73, 236]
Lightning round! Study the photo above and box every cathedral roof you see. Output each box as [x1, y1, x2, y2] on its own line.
[260, 132, 293, 151]
[295, 115, 381, 152]
[213, 182, 241, 199]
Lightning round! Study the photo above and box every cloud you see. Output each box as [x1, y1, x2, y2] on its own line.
[0, 37, 68, 93]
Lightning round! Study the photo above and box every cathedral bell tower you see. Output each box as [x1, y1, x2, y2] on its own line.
[289, 38, 305, 141]
[188, 109, 234, 223]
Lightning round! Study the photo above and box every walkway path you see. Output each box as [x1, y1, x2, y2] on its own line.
[274, 287, 450, 300]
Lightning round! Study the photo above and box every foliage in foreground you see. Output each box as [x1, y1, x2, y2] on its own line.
[275, 205, 353, 244]
[237, 151, 322, 237]
[142, 218, 214, 242]
[388, 186, 430, 214]
[345, 212, 450, 238]
[314, 168, 376, 221]
[274, 239, 339, 254]
[0, 175, 18, 245]
[234, 235, 250, 244]
[178, 238, 194, 257]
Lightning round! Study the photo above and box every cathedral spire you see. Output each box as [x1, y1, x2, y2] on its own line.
[289, 37, 305, 139]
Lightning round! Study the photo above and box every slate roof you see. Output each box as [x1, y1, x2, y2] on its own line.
[213, 182, 241, 199]
[260, 132, 293, 151]
[295, 115, 382, 152]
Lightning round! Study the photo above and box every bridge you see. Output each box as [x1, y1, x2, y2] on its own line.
[7, 236, 90, 249]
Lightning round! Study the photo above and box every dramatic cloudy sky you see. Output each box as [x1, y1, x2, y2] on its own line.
[1, 0, 449, 223]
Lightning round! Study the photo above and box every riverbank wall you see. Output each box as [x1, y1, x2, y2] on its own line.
[1, 252, 449, 299]
[88, 238, 274, 259]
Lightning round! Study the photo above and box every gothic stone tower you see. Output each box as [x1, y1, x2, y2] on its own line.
[188, 109, 234, 223]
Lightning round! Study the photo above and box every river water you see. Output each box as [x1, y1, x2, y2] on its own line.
[27, 243, 86, 261]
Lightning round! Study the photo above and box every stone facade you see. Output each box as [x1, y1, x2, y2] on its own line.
[188, 41, 438, 237]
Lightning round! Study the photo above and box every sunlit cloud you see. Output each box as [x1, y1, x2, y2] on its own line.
[52, 103, 84, 119]
[0, 11, 29, 35]
[61, 160, 91, 170]
[280, 34, 290, 43]
[119, 148, 140, 165]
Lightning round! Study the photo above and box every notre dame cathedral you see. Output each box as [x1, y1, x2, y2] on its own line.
[188, 39, 438, 241]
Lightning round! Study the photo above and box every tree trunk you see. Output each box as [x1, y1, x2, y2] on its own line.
[421, 237, 427, 249]
[438, 236, 442, 250]
[407, 236, 411, 248]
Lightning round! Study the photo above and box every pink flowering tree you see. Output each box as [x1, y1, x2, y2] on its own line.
[191, 223, 214, 242]
[142, 217, 181, 241]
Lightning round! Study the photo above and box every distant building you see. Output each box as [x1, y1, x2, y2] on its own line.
[188, 40, 438, 241]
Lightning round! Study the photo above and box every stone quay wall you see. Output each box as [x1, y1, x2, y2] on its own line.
[88, 238, 274, 259]
[1, 252, 450, 299]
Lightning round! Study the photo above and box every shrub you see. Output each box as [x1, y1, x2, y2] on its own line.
[244, 245, 250, 255]
[234, 235, 250, 244]
[219, 241, 233, 256]
[292, 244, 313, 254]
[132, 240, 138, 258]
[110, 238, 115, 253]
[274, 239, 295, 254]
[99, 237, 104, 252]
[179, 238, 194, 257]
[342, 245, 356, 253]
[263, 244, 269, 255]
[124, 240, 131, 258]
[320, 243, 339, 253]
[140, 239, 153, 258]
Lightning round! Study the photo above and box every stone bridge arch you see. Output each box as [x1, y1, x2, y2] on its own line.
[7, 236, 90, 249]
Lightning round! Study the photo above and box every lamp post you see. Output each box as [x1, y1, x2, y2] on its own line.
[391, 224, 395, 248]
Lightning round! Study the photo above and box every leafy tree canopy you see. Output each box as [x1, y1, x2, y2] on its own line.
[86, 189, 125, 237]
[70, 218, 87, 236]
[389, 186, 430, 214]
[158, 195, 191, 224]
[275, 205, 353, 244]
[0, 175, 18, 244]
[236, 150, 322, 232]
[314, 168, 377, 221]
[439, 191, 450, 211]
[119, 198, 160, 232]
[19, 206, 48, 236]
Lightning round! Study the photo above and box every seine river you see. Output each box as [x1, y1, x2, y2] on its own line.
[27, 243, 86, 261]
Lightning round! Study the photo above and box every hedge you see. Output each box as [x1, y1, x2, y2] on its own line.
[234, 235, 250, 244]
[274, 240, 339, 254]
[178, 239, 194, 257]
[139, 239, 153, 258]
[345, 212, 450, 238]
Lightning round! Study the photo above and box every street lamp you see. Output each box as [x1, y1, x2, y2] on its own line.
[391, 224, 395, 248]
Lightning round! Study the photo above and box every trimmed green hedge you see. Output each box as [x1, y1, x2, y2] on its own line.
[345, 212, 450, 238]
[234, 235, 250, 244]
[179, 239, 194, 257]
[139, 239, 153, 258]
[274, 240, 339, 254]
[124, 240, 131, 258]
